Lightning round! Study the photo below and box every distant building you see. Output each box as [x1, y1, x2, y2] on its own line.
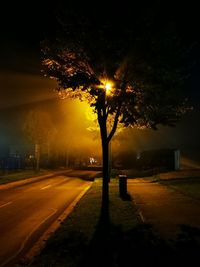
[136, 148, 180, 171]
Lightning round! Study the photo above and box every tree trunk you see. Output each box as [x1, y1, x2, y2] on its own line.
[35, 143, 40, 172]
[97, 92, 111, 227]
[65, 148, 69, 168]
[102, 138, 109, 209]
[47, 142, 50, 167]
[108, 140, 112, 180]
[100, 137, 110, 228]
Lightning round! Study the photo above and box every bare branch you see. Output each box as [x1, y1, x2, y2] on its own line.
[107, 102, 122, 143]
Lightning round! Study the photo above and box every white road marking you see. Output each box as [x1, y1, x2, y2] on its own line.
[138, 211, 145, 222]
[130, 193, 145, 223]
[0, 201, 12, 209]
[40, 184, 52, 190]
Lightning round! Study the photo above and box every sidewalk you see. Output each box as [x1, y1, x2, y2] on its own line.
[128, 178, 200, 240]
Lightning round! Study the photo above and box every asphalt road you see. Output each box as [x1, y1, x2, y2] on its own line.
[0, 170, 95, 267]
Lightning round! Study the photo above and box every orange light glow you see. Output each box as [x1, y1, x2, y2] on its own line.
[99, 79, 114, 96]
[105, 82, 112, 94]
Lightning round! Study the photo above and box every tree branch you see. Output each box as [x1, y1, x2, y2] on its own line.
[107, 102, 122, 143]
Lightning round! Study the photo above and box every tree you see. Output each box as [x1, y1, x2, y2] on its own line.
[23, 109, 56, 171]
[41, 4, 193, 217]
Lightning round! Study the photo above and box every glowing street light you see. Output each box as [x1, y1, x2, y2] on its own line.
[99, 79, 114, 96]
[105, 82, 112, 95]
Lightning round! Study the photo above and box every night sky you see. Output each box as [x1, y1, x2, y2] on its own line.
[0, 1, 199, 107]
[0, 1, 57, 108]
[0, 1, 200, 159]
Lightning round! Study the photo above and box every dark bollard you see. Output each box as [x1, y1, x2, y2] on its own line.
[119, 174, 127, 198]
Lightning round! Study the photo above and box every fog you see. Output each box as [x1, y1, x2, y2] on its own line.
[0, 98, 101, 164]
[0, 71, 57, 109]
[1, 95, 200, 166]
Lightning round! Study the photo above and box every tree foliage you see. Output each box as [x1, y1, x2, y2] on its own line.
[41, 4, 192, 135]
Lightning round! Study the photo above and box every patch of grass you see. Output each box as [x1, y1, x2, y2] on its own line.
[0, 169, 50, 185]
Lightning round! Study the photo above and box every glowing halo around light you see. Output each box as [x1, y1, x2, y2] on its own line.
[98, 79, 114, 96]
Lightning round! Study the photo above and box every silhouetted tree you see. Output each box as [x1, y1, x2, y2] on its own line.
[41, 3, 193, 216]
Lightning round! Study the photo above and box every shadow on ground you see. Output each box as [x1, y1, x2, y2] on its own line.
[80, 223, 200, 267]
[30, 222, 200, 267]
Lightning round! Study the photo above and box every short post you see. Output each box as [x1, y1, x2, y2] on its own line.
[119, 174, 127, 198]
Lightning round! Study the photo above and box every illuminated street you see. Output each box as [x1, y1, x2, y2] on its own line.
[0, 1, 200, 266]
[0, 170, 96, 267]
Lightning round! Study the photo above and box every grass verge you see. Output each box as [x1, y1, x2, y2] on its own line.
[0, 169, 50, 185]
